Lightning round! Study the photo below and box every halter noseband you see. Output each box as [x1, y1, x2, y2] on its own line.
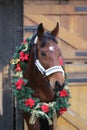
[34, 36, 64, 77]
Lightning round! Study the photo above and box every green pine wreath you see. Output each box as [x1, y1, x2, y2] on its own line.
[10, 36, 71, 125]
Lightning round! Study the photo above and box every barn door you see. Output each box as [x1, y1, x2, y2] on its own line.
[0, 0, 23, 130]
[24, 0, 87, 129]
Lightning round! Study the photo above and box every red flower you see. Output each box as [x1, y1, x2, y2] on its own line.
[19, 51, 29, 61]
[25, 98, 35, 108]
[41, 104, 49, 113]
[59, 90, 68, 97]
[59, 108, 67, 114]
[15, 64, 21, 71]
[15, 79, 25, 90]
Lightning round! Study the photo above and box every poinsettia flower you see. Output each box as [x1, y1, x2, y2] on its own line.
[59, 108, 67, 114]
[25, 98, 35, 108]
[41, 104, 49, 113]
[59, 89, 68, 97]
[15, 63, 21, 71]
[19, 51, 29, 61]
[15, 79, 25, 90]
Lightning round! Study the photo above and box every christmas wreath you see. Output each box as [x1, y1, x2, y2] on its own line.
[10, 36, 71, 125]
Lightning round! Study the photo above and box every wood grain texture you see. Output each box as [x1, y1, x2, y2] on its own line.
[24, 14, 87, 49]
[24, 5, 87, 15]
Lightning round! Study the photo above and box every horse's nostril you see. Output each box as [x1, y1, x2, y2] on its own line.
[55, 81, 60, 87]
[54, 81, 65, 91]
[54, 81, 61, 91]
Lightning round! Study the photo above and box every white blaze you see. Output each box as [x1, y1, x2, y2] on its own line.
[49, 46, 55, 51]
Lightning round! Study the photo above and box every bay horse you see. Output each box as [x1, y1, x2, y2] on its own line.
[24, 23, 65, 130]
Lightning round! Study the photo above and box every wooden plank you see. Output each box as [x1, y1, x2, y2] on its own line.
[69, 82, 87, 86]
[69, 0, 87, 6]
[68, 15, 87, 41]
[77, 86, 87, 119]
[24, 14, 87, 49]
[0, 65, 14, 130]
[24, 0, 59, 5]
[59, 26, 87, 50]
[24, 120, 28, 130]
[62, 110, 87, 130]
[65, 64, 87, 73]
[70, 86, 87, 119]
[24, 5, 87, 15]
[58, 116, 77, 130]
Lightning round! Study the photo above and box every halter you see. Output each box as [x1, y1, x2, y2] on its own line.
[34, 36, 64, 77]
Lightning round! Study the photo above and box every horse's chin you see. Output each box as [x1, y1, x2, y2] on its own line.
[40, 96, 55, 102]
[33, 88, 55, 102]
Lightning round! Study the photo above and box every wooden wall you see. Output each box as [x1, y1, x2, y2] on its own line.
[24, 0, 87, 129]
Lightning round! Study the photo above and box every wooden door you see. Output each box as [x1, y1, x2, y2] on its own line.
[0, 0, 23, 130]
[24, 0, 87, 129]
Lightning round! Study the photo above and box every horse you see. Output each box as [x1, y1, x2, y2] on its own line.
[23, 23, 65, 130]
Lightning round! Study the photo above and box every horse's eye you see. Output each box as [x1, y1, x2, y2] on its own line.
[41, 51, 46, 56]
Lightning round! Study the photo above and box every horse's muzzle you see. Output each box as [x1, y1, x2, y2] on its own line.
[54, 81, 65, 92]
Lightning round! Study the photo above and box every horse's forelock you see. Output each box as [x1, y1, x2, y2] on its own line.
[40, 32, 58, 47]
[45, 32, 58, 43]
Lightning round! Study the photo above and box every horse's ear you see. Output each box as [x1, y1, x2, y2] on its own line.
[51, 22, 59, 37]
[37, 23, 44, 40]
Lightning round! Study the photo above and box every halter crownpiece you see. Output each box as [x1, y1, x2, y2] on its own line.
[34, 36, 64, 76]
[34, 36, 38, 44]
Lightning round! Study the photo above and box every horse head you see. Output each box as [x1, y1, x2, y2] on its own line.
[25, 23, 65, 102]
